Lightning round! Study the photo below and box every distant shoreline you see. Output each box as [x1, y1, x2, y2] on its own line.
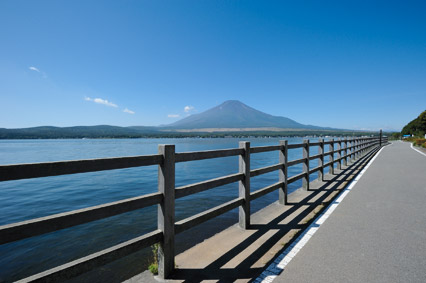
[0, 132, 378, 140]
[0, 125, 382, 140]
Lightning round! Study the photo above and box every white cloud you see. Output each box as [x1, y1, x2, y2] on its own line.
[29, 66, 40, 72]
[168, 114, 180, 118]
[124, 108, 135, 114]
[84, 97, 118, 108]
[184, 105, 194, 113]
[29, 66, 47, 78]
[94, 98, 117, 107]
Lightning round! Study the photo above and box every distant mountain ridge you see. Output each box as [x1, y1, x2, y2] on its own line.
[0, 100, 348, 139]
[165, 100, 328, 130]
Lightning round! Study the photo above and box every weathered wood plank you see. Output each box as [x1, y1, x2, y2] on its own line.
[17, 230, 162, 283]
[308, 153, 322, 161]
[250, 145, 280, 154]
[349, 139, 355, 161]
[336, 139, 342, 170]
[288, 172, 306, 184]
[309, 166, 322, 174]
[0, 192, 163, 245]
[323, 151, 334, 156]
[174, 148, 243, 163]
[302, 140, 309, 190]
[354, 139, 358, 159]
[157, 145, 175, 279]
[318, 138, 324, 181]
[343, 139, 348, 166]
[287, 143, 304, 149]
[250, 163, 282, 177]
[342, 153, 351, 159]
[175, 173, 243, 199]
[174, 198, 244, 234]
[287, 158, 305, 167]
[0, 155, 163, 182]
[323, 160, 334, 168]
[279, 140, 288, 205]
[329, 139, 334, 174]
[239, 141, 250, 229]
[250, 182, 283, 201]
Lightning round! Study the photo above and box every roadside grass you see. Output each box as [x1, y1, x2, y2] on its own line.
[148, 243, 159, 275]
[403, 137, 426, 148]
[414, 138, 426, 147]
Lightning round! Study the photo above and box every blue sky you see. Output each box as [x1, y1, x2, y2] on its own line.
[1, 1, 425, 131]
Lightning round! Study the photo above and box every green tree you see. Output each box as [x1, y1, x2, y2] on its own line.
[401, 110, 426, 137]
[391, 132, 401, 140]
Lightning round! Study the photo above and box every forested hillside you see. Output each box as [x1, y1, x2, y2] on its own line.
[401, 110, 426, 136]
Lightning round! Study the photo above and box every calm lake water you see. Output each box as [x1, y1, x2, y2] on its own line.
[0, 138, 332, 282]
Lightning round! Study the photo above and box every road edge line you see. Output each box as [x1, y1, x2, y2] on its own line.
[410, 143, 426, 157]
[254, 146, 385, 283]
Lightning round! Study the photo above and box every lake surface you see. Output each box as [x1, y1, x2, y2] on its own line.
[0, 138, 332, 282]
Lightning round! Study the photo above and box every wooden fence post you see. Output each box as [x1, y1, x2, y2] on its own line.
[343, 138, 347, 166]
[279, 140, 288, 205]
[239, 141, 250, 229]
[354, 138, 358, 160]
[158, 144, 175, 279]
[329, 138, 334, 174]
[354, 138, 358, 159]
[359, 138, 361, 158]
[348, 139, 353, 163]
[302, 139, 310, 190]
[351, 138, 355, 161]
[337, 138, 341, 170]
[359, 138, 362, 157]
[318, 138, 324, 181]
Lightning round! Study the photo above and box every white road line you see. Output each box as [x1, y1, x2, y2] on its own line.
[254, 147, 385, 283]
[410, 143, 426, 157]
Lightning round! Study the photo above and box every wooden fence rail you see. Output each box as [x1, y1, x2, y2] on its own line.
[0, 135, 388, 281]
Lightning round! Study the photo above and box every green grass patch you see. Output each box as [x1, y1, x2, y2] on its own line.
[148, 243, 159, 275]
[414, 138, 426, 147]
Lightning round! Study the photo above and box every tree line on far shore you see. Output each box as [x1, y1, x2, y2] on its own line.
[0, 126, 377, 140]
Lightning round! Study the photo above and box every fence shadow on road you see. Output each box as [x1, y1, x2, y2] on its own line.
[168, 147, 381, 283]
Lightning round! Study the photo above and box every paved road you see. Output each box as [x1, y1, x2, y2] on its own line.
[274, 141, 426, 283]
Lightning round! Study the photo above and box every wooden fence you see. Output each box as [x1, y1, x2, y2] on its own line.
[0, 135, 387, 281]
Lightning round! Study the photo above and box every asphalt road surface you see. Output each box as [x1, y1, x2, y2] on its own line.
[274, 141, 426, 283]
